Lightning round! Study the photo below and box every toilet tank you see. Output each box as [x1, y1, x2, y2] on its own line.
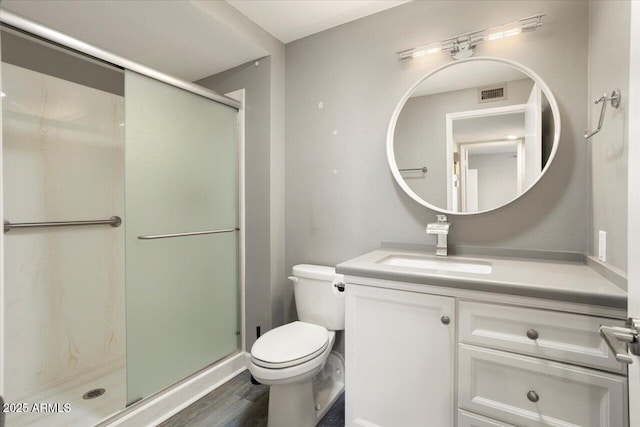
[291, 264, 345, 331]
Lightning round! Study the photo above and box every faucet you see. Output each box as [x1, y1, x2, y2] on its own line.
[426, 215, 451, 257]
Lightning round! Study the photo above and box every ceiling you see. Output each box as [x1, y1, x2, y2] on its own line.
[1, 0, 268, 81]
[411, 61, 530, 98]
[454, 113, 525, 146]
[1, 0, 411, 82]
[225, 0, 411, 44]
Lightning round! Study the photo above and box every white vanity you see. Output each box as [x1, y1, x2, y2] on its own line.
[352, 50, 633, 427]
[338, 247, 628, 427]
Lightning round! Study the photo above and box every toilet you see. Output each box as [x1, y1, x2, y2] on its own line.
[249, 264, 345, 427]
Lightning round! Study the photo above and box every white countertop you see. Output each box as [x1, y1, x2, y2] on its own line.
[336, 248, 627, 309]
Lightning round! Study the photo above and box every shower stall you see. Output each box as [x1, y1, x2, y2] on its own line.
[0, 13, 243, 427]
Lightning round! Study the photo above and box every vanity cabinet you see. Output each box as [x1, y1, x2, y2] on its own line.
[344, 280, 628, 427]
[458, 301, 628, 427]
[345, 284, 455, 427]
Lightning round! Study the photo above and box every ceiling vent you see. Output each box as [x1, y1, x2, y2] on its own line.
[478, 84, 507, 103]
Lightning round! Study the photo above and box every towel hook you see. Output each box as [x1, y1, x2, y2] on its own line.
[584, 89, 621, 139]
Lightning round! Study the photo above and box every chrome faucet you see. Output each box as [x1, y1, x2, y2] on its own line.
[426, 215, 451, 257]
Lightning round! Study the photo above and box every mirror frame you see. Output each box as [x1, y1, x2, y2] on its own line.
[387, 56, 561, 215]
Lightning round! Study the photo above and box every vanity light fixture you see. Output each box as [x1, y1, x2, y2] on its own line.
[397, 14, 544, 61]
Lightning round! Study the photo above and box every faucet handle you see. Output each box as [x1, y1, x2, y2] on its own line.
[426, 216, 450, 235]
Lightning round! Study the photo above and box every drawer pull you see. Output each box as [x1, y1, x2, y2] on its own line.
[526, 390, 540, 403]
[441, 316, 450, 325]
[526, 329, 539, 340]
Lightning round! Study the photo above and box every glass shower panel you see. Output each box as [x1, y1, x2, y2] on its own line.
[124, 71, 239, 403]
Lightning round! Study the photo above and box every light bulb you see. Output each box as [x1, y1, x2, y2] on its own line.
[504, 27, 522, 37]
[487, 23, 522, 41]
[412, 43, 441, 58]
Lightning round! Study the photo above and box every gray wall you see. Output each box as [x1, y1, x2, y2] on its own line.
[1, 30, 123, 96]
[285, 1, 590, 284]
[197, 57, 272, 350]
[469, 153, 518, 212]
[588, 1, 630, 272]
[395, 78, 532, 208]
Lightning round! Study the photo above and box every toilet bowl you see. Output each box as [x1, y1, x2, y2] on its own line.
[248, 265, 345, 427]
[250, 321, 334, 384]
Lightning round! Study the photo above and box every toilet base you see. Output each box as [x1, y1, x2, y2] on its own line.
[266, 352, 345, 427]
[313, 352, 345, 421]
[268, 381, 316, 427]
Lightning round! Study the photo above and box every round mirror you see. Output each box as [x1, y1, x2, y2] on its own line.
[388, 57, 560, 214]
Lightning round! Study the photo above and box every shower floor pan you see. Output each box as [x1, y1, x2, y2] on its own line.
[6, 364, 125, 427]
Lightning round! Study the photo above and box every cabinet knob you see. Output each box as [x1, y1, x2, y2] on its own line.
[526, 329, 539, 340]
[527, 390, 540, 403]
[441, 316, 450, 325]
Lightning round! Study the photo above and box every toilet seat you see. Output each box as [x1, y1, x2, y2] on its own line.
[251, 321, 329, 369]
[249, 330, 336, 386]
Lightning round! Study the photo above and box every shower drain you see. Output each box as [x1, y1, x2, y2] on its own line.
[82, 388, 106, 400]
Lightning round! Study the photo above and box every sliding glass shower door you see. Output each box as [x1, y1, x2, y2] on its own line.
[124, 71, 239, 403]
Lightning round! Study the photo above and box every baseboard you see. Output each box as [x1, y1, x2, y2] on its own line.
[97, 352, 248, 427]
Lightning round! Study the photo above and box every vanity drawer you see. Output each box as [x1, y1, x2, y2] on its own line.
[458, 344, 628, 427]
[458, 409, 516, 427]
[459, 300, 626, 373]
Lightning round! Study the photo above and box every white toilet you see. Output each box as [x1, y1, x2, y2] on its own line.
[249, 264, 345, 427]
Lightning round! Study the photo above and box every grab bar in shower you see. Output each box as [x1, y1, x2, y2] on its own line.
[138, 227, 239, 240]
[3, 216, 122, 233]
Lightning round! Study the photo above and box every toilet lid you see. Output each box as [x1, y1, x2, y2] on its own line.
[251, 321, 329, 369]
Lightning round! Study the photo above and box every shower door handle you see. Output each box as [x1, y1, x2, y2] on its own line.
[138, 227, 239, 240]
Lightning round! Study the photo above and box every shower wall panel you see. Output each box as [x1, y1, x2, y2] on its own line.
[2, 62, 125, 399]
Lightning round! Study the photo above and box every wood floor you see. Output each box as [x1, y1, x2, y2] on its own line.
[159, 370, 345, 427]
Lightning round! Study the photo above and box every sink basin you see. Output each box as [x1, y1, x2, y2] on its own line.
[376, 254, 492, 275]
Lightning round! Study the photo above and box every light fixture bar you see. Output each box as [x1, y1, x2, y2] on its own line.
[397, 13, 544, 61]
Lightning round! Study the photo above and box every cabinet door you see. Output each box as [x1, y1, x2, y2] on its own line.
[345, 284, 455, 427]
[458, 409, 517, 427]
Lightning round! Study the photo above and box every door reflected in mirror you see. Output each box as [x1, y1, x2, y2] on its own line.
[389, 58, 559, 214]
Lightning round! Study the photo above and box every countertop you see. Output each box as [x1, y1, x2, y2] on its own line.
[335, 247, 627, 309]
